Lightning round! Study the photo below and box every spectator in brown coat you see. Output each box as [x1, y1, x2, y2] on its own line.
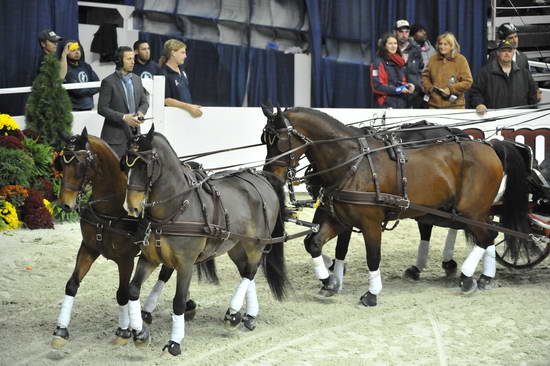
[421, 32, 473, 109]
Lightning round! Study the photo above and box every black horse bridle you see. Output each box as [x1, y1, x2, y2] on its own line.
[58, 148, 96, 193]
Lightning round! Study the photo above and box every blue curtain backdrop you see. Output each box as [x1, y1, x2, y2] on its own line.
[0, 0, 79, 116]
[305, 0, 487, 107]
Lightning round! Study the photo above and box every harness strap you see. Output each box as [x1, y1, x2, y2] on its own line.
[137, 220, 291, 245]
[332, 190, 532, 241]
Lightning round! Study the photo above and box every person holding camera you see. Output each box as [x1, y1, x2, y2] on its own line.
[471, 40, 538, 116]
[37, 29, 70, 80]
[63, 40, 99, 111]
[421, 32, 472, 109]
[370, 33, 415, 108]
[98, 46, 149, 157]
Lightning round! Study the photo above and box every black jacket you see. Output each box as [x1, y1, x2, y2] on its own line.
[470, 59, 537, 109]
[402, 42, 425, 92]
[64, 62, 99, 110]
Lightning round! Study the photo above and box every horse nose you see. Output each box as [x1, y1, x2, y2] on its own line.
[128, 207, 140, 217]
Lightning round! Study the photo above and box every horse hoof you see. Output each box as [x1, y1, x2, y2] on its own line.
[112, 327, 132, 345]
[318, 275, 339, 297]
[403, 266, 420, 281]
[162, 341, 181, 356]
[224, 309, 242, 328]
[51, 336, 68, 348]
[478, 275, 497, 290]
[141, 310, 153, 325]
[51, 326, 69, 348]
[242, 314, 256, 331]
[360, 291, 377, 307]
[184, 299, 197, 321]
[442, 260, 457, 278]
[133, 326, 150, 347]
[460, 275, 477, 295]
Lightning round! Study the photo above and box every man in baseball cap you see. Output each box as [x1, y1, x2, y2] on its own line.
[37, 29, 70, 80]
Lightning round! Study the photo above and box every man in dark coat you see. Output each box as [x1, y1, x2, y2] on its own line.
[471, 40, 538, 116]
[394, 20, 425, 108]
[98, 46, 149, 157]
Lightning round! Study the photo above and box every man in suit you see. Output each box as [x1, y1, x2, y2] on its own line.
[98, 46, 149, 157]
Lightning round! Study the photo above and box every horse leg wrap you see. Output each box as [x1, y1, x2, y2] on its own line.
[442, 229, 458, 262]
[229, 278, 251, 313]
[415, 240, 430, 271]
[170, 313, 185, 344]
[333, 259, 345, 291]
[118, 303, 130, 330]
[368, 269, 382, 296]
[482, 245, 496, 278]
[461, 245, 485, 277]
[312, 255, 329, 280]
[128, 299, 143, 333]
[245, 280, 259, 317]
[143, 280, 165, 313]
[57, 295, 75, 328]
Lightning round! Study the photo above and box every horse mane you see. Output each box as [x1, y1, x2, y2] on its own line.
[286, 107, 358, 135]
[87, 136, 120, 160]
[152, 132, 181, 163]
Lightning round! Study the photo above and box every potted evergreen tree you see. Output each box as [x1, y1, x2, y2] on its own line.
[25, 54, 73, 150]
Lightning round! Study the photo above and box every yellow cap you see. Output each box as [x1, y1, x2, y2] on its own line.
[69, 42, 79, 51]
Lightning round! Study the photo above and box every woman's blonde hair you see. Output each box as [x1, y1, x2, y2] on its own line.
[159, 39, 186, 65]
[436, 32, 460, 59]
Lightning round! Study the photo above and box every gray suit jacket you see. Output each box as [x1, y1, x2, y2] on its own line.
[98, 71, 149, 156]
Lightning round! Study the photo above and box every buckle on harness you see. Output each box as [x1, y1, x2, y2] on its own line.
[155, 228, 162, 247]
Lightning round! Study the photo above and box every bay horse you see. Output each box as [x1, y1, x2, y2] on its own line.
[52, 129, 207, 347]
[122, 126, 288, 356]
[304, 121, 472, 289]
[262, 106, 529, 306]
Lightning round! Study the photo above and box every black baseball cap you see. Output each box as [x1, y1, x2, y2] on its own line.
[38, 29, 63, 42]
[497, 39, 516, 50]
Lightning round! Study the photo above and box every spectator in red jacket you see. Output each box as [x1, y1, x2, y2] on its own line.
[370, 33, 415, 108]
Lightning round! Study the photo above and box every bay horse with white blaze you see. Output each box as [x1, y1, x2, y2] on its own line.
[122, 126, 288, 356]
[52, 129, 205, 347]
[262, 107, 529, 306]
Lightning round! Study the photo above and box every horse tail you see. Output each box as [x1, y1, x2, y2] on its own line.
[491, 140, 531, 260]
[196, 258, 219, 285]
[262, 171, 289, 301]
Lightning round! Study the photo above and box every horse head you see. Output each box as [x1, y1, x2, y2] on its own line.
[122, 125, 161, 217]
[261, 105, 309, 182]
[56, 128, 96, 211]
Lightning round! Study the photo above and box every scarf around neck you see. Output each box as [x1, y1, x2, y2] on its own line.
[388, 52, 406, 67]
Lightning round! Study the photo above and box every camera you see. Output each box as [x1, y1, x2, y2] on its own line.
[68, 42, 79, 51]
[434, 87, 457, 103]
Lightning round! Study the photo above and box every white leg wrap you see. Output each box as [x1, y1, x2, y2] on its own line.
[415, 240, 430, 270]
[245, 280, 259, 317]
[229, 278, 251, 313]
[312, 255, 329, 280]
[118, 303, 130, 330]
[482, 245, 496, 278]
[170, 313, 185, 344]
[368, 269, 382, 296]
[461, 245, 485, 277]
[57, 295, 75, 328]
[442, 229, 458, 262]
[333, 259, 345, 291]
[128, 299, 143, 332]
[143, 280, 165, 313]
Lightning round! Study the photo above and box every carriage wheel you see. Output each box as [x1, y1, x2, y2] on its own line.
[495, 222, 550, 269]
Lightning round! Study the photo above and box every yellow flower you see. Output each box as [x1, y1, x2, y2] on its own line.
[0, 200, 22, 230]
[43, 199, 54, 216]
[0, 114, 20, 131]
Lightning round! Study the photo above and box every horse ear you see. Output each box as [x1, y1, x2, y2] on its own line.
[261, 103, 274, 118]
[81, 127, 88, 141]
[60, 131, 72, 143]
[146, 124, 155, 142]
